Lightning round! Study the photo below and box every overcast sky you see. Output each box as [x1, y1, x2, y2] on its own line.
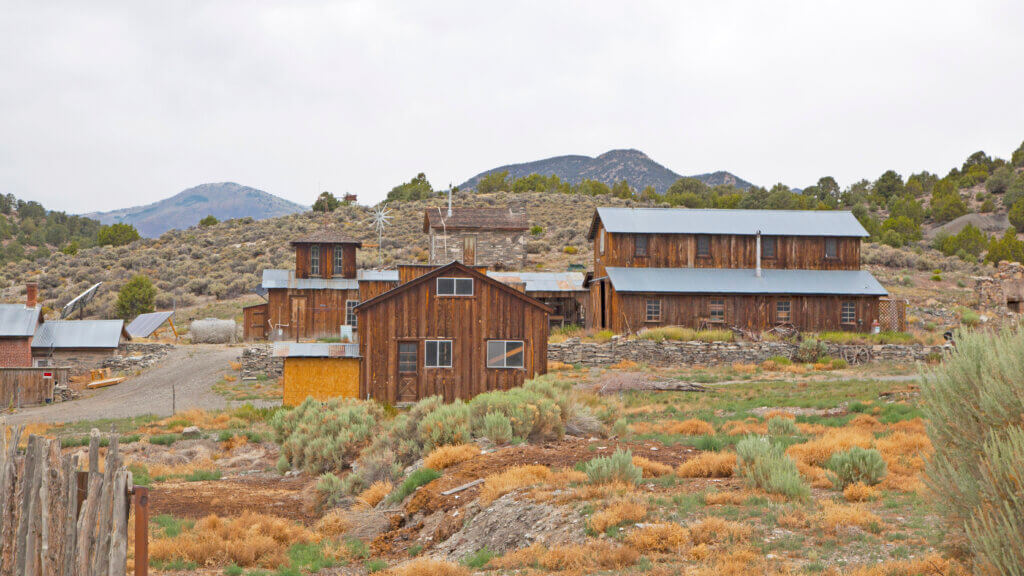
[2, 1, 1023, 213]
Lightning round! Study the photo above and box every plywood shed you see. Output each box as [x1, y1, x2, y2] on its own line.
[273, 342, 360, 406]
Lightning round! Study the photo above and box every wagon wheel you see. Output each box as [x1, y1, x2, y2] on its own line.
[842, 346, 870, 365]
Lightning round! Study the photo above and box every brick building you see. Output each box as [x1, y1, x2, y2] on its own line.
[423, 207, 528, 270]
[0, 283, 43, 368]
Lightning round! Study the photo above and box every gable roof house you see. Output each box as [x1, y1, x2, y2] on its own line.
[31, 319, 131, 373]
[586, 207, 891, 333]
[424, 207, 528, 270]
[0, 283, 43, 368]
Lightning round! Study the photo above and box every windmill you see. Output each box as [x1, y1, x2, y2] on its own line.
[370, 203, 392, 266]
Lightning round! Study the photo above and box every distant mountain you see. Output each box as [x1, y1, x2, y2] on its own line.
[458, 149, 753, 194]
[85, 182, 307, 237]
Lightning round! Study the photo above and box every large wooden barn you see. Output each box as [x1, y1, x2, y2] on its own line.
[586, 207, 892, 333]
[356, 261, 551, 404]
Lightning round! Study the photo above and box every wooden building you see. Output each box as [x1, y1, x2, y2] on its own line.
[356, 261, 551, 403]
[30, 320, 131, 374]
[424, 207, 528, 269]
[273, 342, 360, 406]
[244, 230, 399, 341]
[586, 208, 888, 333]
[486, 271, 588, 328]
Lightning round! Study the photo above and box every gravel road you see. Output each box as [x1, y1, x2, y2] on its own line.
[2, 344, 269, 426]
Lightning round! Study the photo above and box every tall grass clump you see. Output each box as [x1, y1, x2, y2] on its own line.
[636, 326, 733, 342]
[920, 328, 1024, 572]
[735, 436, 809, 500]
[824, 447, 886, 489]
[583, 449, 642, 485]
[270, 398, 383, 474]
[767, 416, 800, 437]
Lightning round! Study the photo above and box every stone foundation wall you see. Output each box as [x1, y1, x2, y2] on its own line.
[547, 338, 947, 367]
[102, 343, 175, 372]
[240, 344, 282, 379]
[975, 261, 1024, 311]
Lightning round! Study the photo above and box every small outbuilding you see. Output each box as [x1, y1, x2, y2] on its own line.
[0, 283, 43, 368]
[273, 342, 360, 406]
[31, 320, 130, 372]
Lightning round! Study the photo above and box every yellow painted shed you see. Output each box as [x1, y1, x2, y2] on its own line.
[273, 342, 361, 406]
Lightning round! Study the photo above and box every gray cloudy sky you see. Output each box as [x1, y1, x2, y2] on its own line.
[2, 1, 1023, 213]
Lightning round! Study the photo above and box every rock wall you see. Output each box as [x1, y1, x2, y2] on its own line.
[102, 343, 175, 372]
[975, 261, 1024, 311]
[240, 344, 282, 380]
[547, 337, 947, 367]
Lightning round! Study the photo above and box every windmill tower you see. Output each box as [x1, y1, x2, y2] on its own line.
[370, 203, 392, 266]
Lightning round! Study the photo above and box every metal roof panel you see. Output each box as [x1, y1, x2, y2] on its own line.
[486, 271, 586, 292]
[595, 207, 869, 237]
[272, 342, 360, 358]
[0, 305, 41, 337]
[604, 267, 888, 296]
[31, 320, 126, 349]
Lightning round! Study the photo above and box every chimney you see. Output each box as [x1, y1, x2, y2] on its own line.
[26, 282, 38, 308]
[755, 231, 762, 278]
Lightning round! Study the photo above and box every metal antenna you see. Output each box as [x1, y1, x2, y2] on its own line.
[447, 183, 453, 217]
[371, 203, 392, 266]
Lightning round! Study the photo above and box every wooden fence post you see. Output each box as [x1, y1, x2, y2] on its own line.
[132, 487, 148, 576]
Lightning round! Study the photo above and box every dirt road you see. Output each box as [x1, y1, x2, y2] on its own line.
[3, 344, 271, 426]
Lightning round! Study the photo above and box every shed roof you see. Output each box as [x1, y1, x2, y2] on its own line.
[290, 230, 362, 246]
[125, 311, 174, 338]
[486, 271, 586, 293]
[423, 207, 528, 232]
[357, 269, 400, 282]
[588, 207, 869, 239]
[262, 269, 359, 290]
[603, 267, 887, 296]
[31, 320, 127, 350]
[0, 305, 42, 338]
[272, 342, 359, 358]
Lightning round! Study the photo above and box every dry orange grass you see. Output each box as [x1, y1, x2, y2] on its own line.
[489, 541, 639, 572]
[721, 419, 764, 436]
[356, 481, 393, 509]
[763, 410, 796, 421]
[228, 361, 242, 371]
[876, 431, 931, 491]
[632, 456, 673, 477]
[704, 490, 757, 506]
[888, 418, 927, 434]
[843, 482, 879, 502]
[139, 409, 234, 434]
[629, 418, 715, 436]
[223, 374, 237, 382]
[795, 422, 828, 435]
[819, 501, 883, 534]
[314, 510, 350, 540]
[786, 428, 875, 467]
[677, 452, 736, 478]
[149, 512, 316, 568]
[479, 465, 553, 505]
[382, 558, 470, 576]
[731, 362, 759, 374]
[610, 359, 639, 369]
[140, 458, 218, 479]
[540, 479, 635, 504]
[782, 364, 807, 374]
[587, 499, 647, 533]
[849, 414, 882, 429]
[547, 361, 574, 371]
[776, 508, 810, 530]
[794, 461, 832, 489]
[423, 444, 481, 470]
[760, 360, 780, 371]
[221, 434, 248, 452]
[844, 554, 967, 576]
[687, 547, 770, 576]
[688, 517, 751, 545]
[626, 522, 690, 552]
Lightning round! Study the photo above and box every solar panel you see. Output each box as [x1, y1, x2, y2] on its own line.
[61, 282, 102, 319]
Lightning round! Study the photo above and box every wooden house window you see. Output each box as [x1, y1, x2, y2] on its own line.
[437, 277, 473, 296]
[762, 236, 777, 259]
[635, 235, 648, 257]
[697, 235, 711, 258]
[487, 340, 525, 369]
[599, 230, 606, 255]
[398, 342, 417, 372]
[345, 300, 358, 326]
[776, 300, 791, 323]
[709, 298, 725, 323]
[425, 340, 452, 368]
[841, 301, 856, 324]
[310, 245, 321, 276]
[645, 299, 661, 322]
[825, 238, 838, 260]
[333, 246, 344, 275]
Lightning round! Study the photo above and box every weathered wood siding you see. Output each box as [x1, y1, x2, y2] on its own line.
[266, 287, 360, 340]
[0, 367, 68, 407]
[294, 243, 358, 279]
[282, 357, 360, 406]
[242, 303, 268, 341]
[358, 269, 549, 403]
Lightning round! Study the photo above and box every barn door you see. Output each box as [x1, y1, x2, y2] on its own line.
[396, 341, 419, 402]
[463, 236, 477, 265]
[290, 297, 307, 339]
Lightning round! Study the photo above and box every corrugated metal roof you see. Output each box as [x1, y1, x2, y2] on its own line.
[272, 342, 360, 358]
[0, 305, 41, 337]
[31, 320, 126, 349]
[593, 207, 869, 237]
[604, 267, 888, 296]
[262, 270, 359, 290]
[486, 271, 586, 292]
[357, 269, 399, 282]
[125, 311, 174, 338]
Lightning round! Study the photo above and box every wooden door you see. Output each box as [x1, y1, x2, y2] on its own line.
[290, 297, 307, 339]
[463, 236, 477, 265]
[396, 341, 418, 402]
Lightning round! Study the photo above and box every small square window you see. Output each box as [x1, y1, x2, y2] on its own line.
[437, 277, 473, 296]
[697, 235, 711, 257]
[762, 236, 777, 259]
[487, 340, 525, 369]
[310, 245, 321, 276]
[645, 299, 661, 322]
[776, 300, 791, 323]
[635, 236, 648, 258]
[825, 238, 838, 259]
[345, 300, 359, 327]
[425, 340, 452, 368]
[841, 301, 856, 324]
[709, 299, 725, 323]
[398, 342, 417, 372]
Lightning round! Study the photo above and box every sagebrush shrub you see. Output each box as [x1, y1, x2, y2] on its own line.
[584, 449, 642, 485]
[794, 339, 828, 363]
[418, 401, 472, 450]
[477, 412, 514, 444]
[468, 387, 564, 443]
[767, 416, 800, 437]
[736, 436, 809, 500]
[316, 472, 345, 508]
[271, 398, 383, 474]
[341, 448, 403, 495]
[825, 446, 887, 489]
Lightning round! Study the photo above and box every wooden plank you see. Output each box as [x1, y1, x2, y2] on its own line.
[62, 455, 79, 576]
[75, 433, 102, 575]
[107, 471, 128, 576]
[14, 435, 39, 575]
[85, 377, 127, 390]
[90, 434, 119, 576]
[133, 487, 149, 576]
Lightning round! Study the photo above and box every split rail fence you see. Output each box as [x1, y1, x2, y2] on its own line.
[0, 429, 149, 576]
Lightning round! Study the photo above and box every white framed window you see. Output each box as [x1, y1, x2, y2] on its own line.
[841, 301, 856, 324]
[333, 246, 344, 275]
[345, 300, 359, 326]
[645, 299, 661, 322]
[437, 277, 473, 296]
[487, 340, 525, 369]
[825, 238, 838, 260]
[776, 300, 791, 323]
[310, 245, 321, 276]
[762, 236, 777, 259]
[425, 340, 452, 368]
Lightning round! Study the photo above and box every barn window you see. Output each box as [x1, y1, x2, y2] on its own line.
[825, 238, 838, 260]
[762, 236, 777, 259]
[437, 277, 474, 296]
[776, 300, 791, 323]
[333, 246, 344, 275]
[599, 230, 606, 254]
[645, 299, 661, 322]
[345, 300, 358, 326]
[398, 342, 417, 372]
[425, 340, 452, 368]
[709, 298, 725, 323]
[487, 340, 525, 369]
[635, 235, 648, 257]
[697, 235, 711, 257]
[310, 245, 321, 276]
[841, 301, 856, 324]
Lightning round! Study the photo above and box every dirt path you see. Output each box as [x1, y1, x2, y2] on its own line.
[3, 344, 271, 426]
